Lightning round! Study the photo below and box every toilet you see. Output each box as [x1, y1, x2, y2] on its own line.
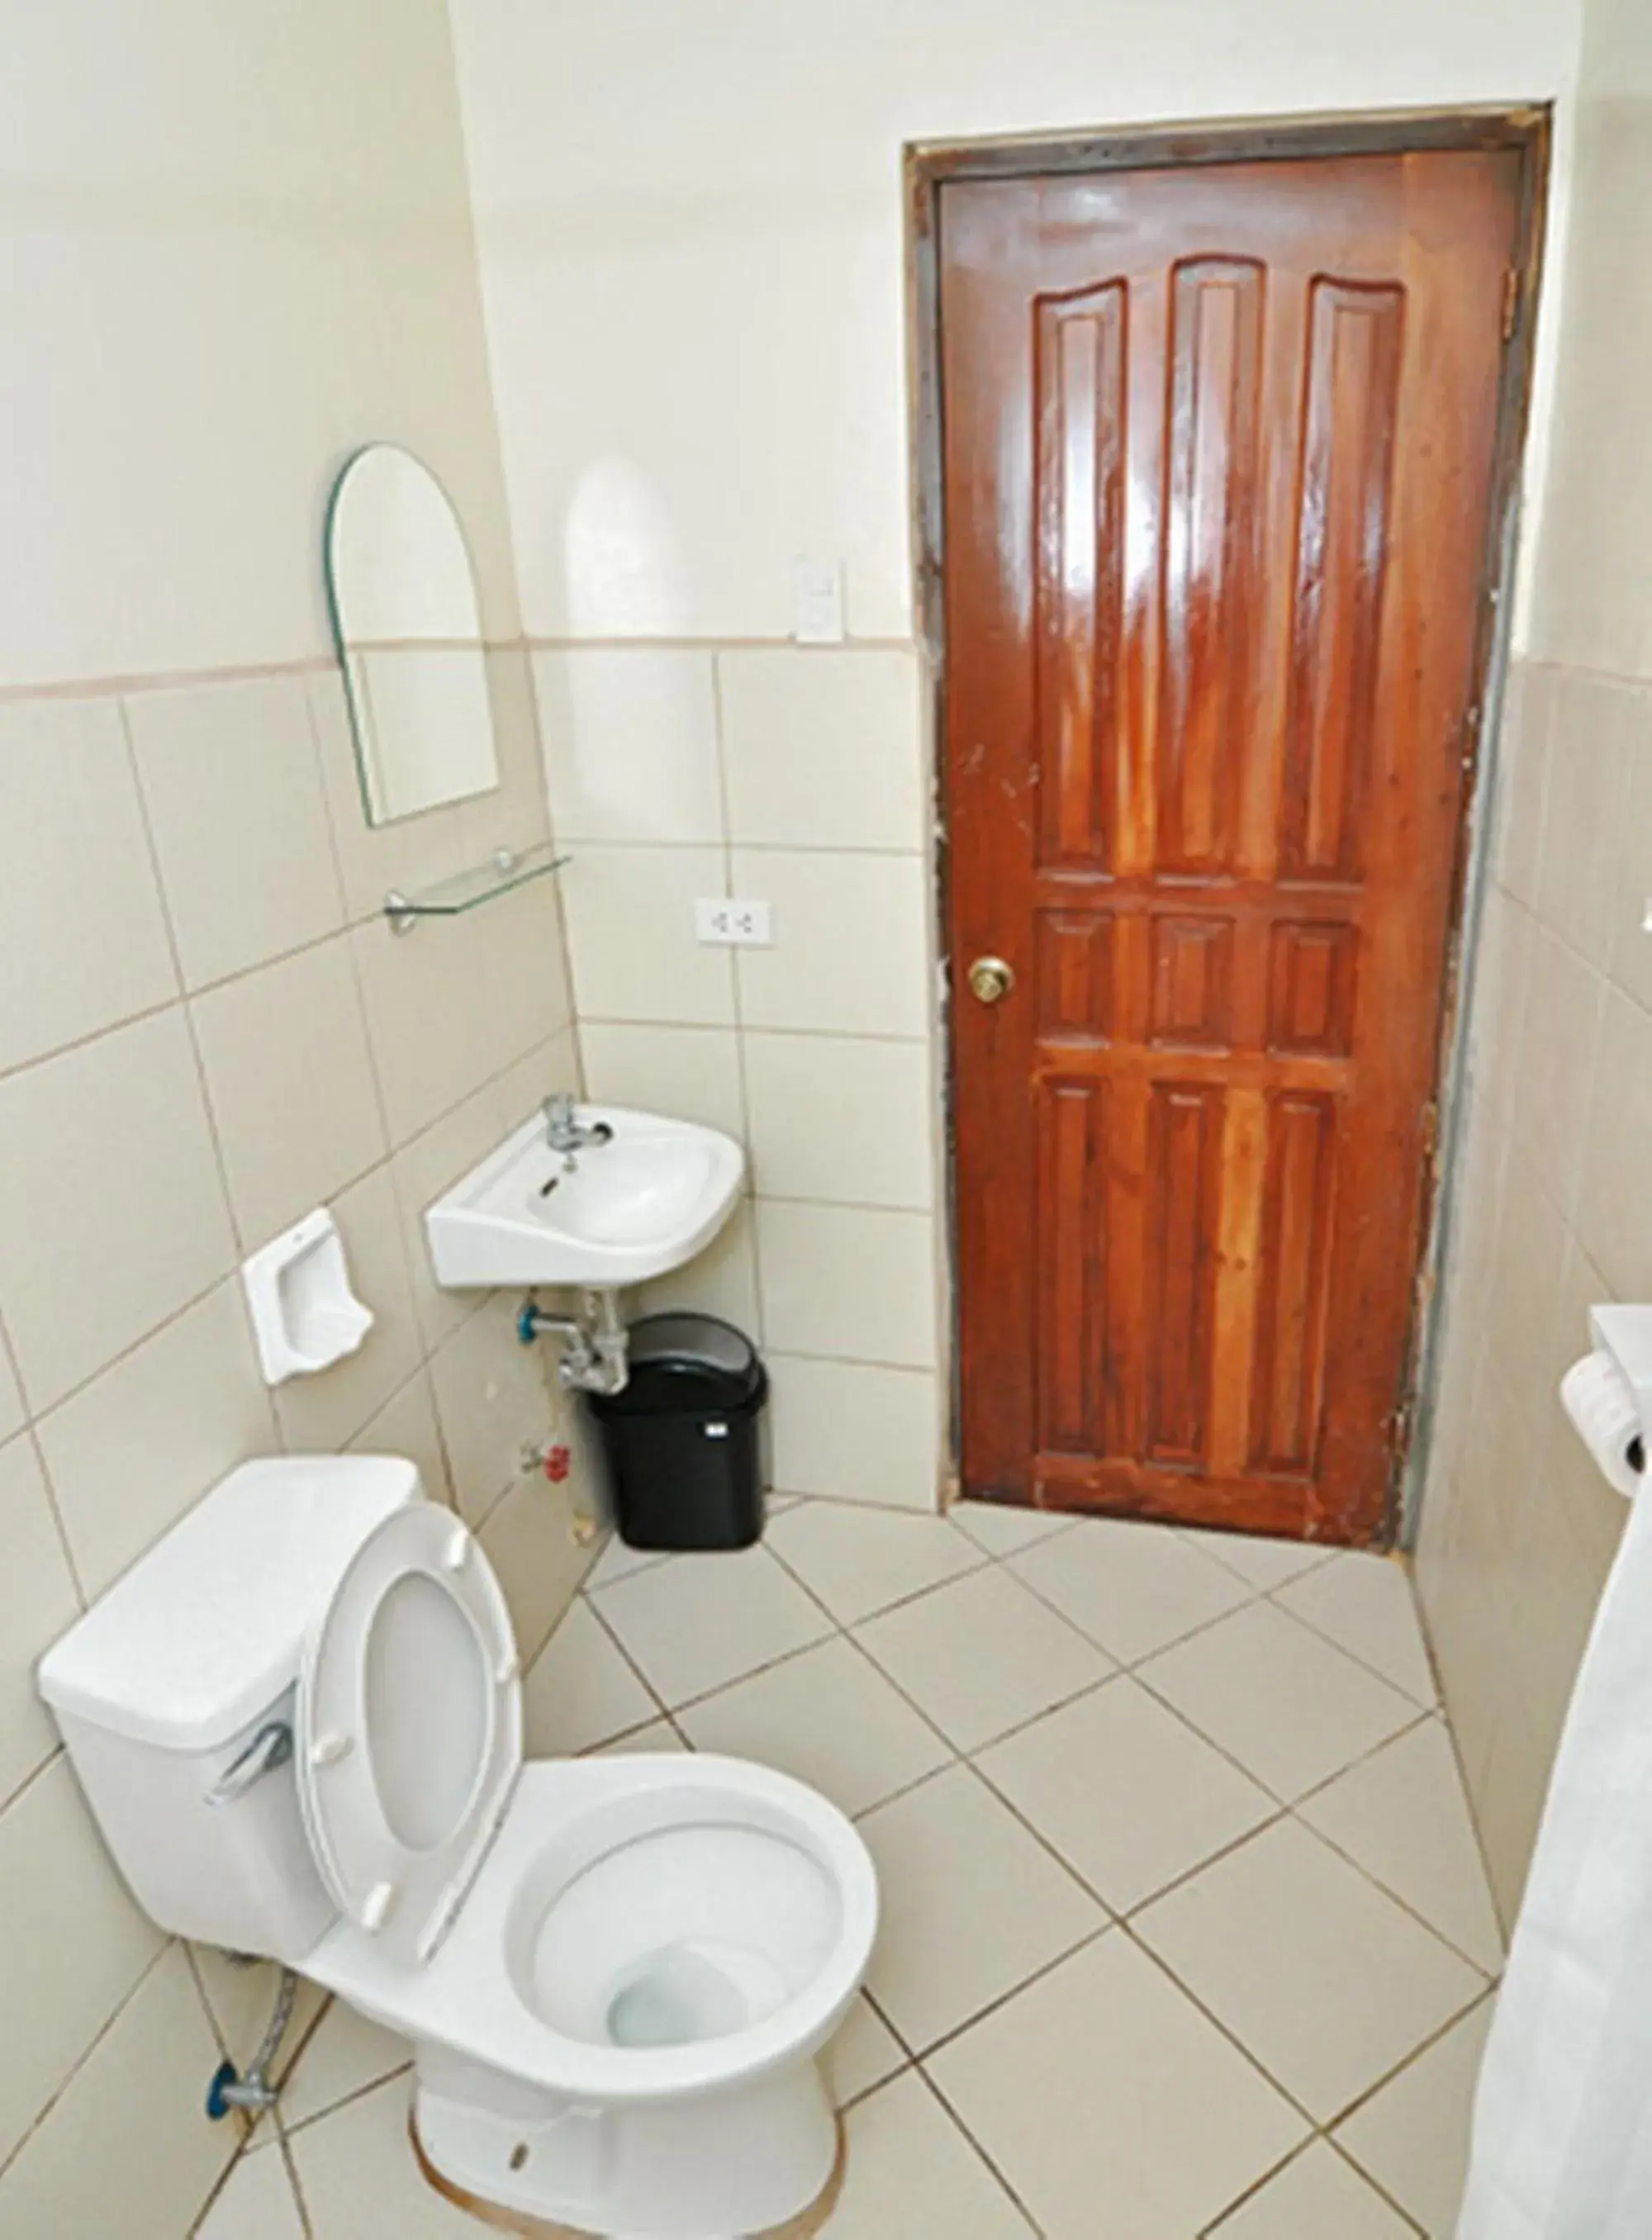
[36, 1457, 877, 2238]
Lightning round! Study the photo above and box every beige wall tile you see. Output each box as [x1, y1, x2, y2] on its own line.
[270, 1165, 421, 1454]
[637, 1194, 763, 1336]
[349, 907, 497, 1146]
[349, 1367, 455, 1510]
[0, 1436, 79, 1808]
[1607, 686, 1652, 1013]
[0, 1329, 24, 1450]
[472, 871, 573, 1078]
[559, 844, 735, 1025]
[491, 1027, 582, 1134]
[756, 1201, 938, 1369]
[744, 1032, 933, 1208]
[767, 1355, 941, 1512]
[0, 1757, 166, 2166]
[0, 696, 178, 1076]
[429, 1292, 553, 1526]
[0, 1946, 234, 2240]
[128, 676, 344, 989]
[733, 849, 931, 1037]
[1536, 671, 1632, 967]
[193, 2138, 308, 2238]
[1494, 662, 1554, 910]
[534, 647, 724, 844]
[191, 936, 388, 1249]
[34, 1281, 275, 1602]
[0, 1007, 236, 1412]
[477, 1471, 592, 1668]
[1510, 923, 1605, 1217]
[579, 1022, 747, 1138]
[389, 1083, 504, 1350]
[1577, 984, 1652, 1298]
[719, 647, 923, 850]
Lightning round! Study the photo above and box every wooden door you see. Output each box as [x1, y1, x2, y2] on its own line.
[940, 149, 1521, 1545]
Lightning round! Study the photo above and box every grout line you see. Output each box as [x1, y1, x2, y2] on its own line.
[571, 1013, 932, 1048]
[0, 1936, 176, 2187]
[1318, 2135, 1431, 2235]
[909, 2062, 1051, 2235]
[281, 2061, 415, 2146]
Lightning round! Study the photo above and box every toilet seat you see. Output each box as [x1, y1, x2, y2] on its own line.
[297, 1502, 522, 1966]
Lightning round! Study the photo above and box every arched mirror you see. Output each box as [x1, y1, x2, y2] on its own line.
[325, 444, 501, 826]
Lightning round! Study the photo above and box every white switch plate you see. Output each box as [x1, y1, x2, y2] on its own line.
[695, 897, 773, 946]
[791, 555, 844, 644]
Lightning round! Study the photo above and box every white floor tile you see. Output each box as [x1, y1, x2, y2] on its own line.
[1137, 1600, 1421, 1801]
[586, 1718, 688, 1757]
[1275, 1555, 1438, 1706]
[1176, 1527, 1336, 1591]
[855, 1564, 1111, 1753]
[928, 1934, 1308, 2240]
[824, 2071, 1034, 2237]
[1009, 1515, 1253, 1663]
[859, 1765, 1104, 2050]
[193, 2147, 307, 2240]
[975, 1676, 1276, 1913]
[588, 1545, 833, 1707]
[584, 1530, 667, 1589]
[1298, 1720, 1504, 1973]
[676, 1635, 951, 1816]
[286, 2074, 481, 2238]
[521, 1598, 658, 1756]
[951, 1500, 1080, 1556]
[1133, 1819, 1485, 2122]
[821, 1996, 908, 2109]
[1336, 1997, 1495, 2238]
[1208, 2141, 1413, 2237]
[765, 1498, 984, 1625]
[280, 2002, 410, 2134]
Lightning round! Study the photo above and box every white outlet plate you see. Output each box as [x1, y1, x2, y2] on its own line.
[695, 897, 773, 946]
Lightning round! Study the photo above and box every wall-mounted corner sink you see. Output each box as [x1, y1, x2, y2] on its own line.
[425, 1103, 744, 1290]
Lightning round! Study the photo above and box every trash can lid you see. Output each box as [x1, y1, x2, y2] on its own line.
[590, 1312, 764, 1415]
[626, 1312, 757, 1380]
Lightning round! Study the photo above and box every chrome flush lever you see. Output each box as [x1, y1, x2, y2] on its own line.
[207, 1720, 293, 1808]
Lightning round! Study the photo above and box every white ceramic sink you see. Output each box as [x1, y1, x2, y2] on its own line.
[425, 1104, 745, 1289]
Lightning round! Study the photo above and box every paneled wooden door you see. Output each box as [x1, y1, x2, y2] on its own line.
[939, 149, 1523, 1545]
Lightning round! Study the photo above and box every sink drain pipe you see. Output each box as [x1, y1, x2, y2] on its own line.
[519, 1288, 629, 1396]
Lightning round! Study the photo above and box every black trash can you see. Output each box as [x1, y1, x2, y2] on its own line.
[586, 1312, 768, 1552]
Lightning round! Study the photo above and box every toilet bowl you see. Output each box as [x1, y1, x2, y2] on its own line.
[37, 1459, 878, 2238]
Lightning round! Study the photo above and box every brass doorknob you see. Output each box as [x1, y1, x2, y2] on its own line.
[967, 956, 1015, 1005]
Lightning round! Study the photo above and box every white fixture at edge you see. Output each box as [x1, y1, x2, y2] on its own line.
[425, 1103, 745, 1289]
[36, 1457, 876, 2237]
[240, 1208, 373, 1386]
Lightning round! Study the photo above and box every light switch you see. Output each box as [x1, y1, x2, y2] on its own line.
[792, 556, 844, 644]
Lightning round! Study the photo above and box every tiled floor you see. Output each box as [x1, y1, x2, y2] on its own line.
[194, 1501, 1503, 2239]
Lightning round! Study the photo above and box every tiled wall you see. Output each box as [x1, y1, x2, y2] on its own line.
[536, 643, 948, 1513]
[0, 650, 590, 2233]
[1415, 0, 1652, 1927]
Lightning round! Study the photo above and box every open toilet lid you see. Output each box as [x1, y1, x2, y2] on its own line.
[297, 1501, 522, 1967]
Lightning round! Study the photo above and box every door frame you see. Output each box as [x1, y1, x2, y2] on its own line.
[905, 104, 1551, 1542]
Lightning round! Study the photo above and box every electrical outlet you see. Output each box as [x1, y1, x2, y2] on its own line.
[695, 897, 773, 947]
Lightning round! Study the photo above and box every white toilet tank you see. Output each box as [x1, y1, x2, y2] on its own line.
[37, 1455, 420, 1962]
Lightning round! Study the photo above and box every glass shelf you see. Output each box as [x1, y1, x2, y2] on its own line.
[384, 842, 569, 934]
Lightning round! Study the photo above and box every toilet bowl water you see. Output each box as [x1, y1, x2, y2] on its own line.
[529, 1820, 840, 2052]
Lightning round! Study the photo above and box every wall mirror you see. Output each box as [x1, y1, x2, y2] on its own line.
[325, 444, 501, 826]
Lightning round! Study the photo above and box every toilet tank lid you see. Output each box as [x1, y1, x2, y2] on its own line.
[36, 1456, 422, 1752]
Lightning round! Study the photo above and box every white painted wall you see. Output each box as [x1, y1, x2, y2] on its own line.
[0, 0, 517, 686]
[450, 0, 1583, 648]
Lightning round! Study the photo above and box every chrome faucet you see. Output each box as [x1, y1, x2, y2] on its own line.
[543, 1093, 611, 1165]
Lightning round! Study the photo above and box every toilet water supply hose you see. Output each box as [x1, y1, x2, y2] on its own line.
[206, 1965, 301, 2119]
